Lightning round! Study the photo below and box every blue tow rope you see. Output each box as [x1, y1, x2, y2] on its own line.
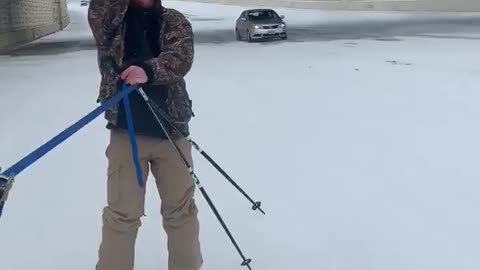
[122, 83, 143, 187]
[0, 83, 142, 219]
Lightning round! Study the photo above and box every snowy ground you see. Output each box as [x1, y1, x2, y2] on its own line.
[1, 1, 480, 270]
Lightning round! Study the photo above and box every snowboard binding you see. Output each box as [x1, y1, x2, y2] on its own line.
[0, 167, 15, 218]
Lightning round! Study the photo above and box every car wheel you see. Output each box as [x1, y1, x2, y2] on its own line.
[247, 30, 253, 43]
[281, 35, 288, 40]
[235, 29, 241, 41]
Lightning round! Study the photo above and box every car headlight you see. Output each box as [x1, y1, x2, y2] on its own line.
[254, 25, 261, 29]
[280, 23, 286, 28]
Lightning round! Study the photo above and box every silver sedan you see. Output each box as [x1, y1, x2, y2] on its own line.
[235, 9, 288, 42]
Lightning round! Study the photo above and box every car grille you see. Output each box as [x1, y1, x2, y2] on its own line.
[262, 25, 279, 29]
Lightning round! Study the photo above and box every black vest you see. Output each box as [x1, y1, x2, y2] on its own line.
[112, 6, 170, 138]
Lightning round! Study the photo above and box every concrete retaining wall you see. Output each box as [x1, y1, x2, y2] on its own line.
[183, 0, 480, 12]
[0, 0, 70, 50]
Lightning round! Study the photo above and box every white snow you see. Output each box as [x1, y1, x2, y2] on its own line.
[1, 1, 480, 270]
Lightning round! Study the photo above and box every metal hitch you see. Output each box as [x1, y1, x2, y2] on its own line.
[0, 169, 15, 203]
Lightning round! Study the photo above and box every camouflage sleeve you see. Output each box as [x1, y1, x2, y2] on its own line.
[87, 0, 128, 50]
[88, 0, 128, 102]
[142, 10, 194, 85]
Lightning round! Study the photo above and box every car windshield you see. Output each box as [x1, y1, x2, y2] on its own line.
[247, 10, 279, 21]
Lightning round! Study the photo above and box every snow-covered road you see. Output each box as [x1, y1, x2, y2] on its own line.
[1, 1, 480, 270]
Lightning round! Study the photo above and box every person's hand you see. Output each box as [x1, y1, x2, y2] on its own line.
[121, 65, 148, 85]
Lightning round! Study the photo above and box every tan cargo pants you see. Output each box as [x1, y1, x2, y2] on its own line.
[96, 130, 203, 270]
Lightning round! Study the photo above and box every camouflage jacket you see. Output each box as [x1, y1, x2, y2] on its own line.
[88, 0, 194, 137]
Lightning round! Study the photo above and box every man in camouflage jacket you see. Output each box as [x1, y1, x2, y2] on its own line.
[88, 0, 202, 269]
[89, 0, 194, 136]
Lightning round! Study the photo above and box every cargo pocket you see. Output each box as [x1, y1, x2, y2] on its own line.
[106, 160, 122, 207]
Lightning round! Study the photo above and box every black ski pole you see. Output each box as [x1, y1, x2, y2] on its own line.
[136, 91, 265, 215]
[137, 87, 253, 270]
[187, 139, 264, 214]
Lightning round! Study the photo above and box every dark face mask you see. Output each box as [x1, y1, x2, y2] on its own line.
[129, 0, 154, 8]
[129, 0, 162, 15]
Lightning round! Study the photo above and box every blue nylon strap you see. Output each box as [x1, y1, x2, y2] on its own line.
[122, 83, 143, 187]
[0, 83, 141, 219]
[0, 85, 136, 183]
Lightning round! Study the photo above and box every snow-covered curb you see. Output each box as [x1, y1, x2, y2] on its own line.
[179, 0, 480, 12]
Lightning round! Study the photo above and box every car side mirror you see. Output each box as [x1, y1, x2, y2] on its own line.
[280, 15, 285, 19]
[241, 17, 247, 21]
